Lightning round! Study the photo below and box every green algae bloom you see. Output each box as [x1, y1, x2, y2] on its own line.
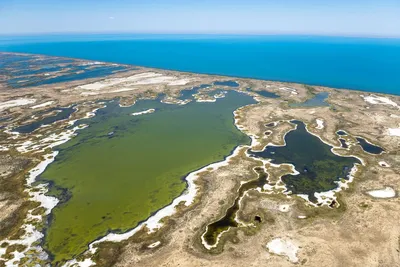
[40, 91, 255, 263]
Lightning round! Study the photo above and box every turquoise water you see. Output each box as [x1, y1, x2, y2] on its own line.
[1, 34, 399, 95]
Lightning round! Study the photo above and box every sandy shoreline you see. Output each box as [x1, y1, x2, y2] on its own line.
[0, 106, 99, 266]
[67, 145, 248, 266]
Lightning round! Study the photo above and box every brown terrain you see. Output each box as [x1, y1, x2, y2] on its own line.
[0, 52, 399, 266]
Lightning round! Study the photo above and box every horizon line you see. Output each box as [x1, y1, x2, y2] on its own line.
[1, 31, 400, 40]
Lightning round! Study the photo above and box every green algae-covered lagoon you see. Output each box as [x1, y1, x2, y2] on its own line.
[40, 91, 256, 263]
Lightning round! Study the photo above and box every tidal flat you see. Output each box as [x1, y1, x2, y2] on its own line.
[39, 91, 255, 263]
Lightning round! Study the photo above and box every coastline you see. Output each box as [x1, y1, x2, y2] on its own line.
[1, 51, 400, 97]
[0, 52, 399, 266]
[2, 33, 400, 96]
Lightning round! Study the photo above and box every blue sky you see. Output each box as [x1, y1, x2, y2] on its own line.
[1, 0, 400, 37]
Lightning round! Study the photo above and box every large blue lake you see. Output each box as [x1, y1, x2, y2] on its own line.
[1, 34, 399, 95]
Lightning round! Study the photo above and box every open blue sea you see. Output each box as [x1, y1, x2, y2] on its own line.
[1, 34, 399, 95]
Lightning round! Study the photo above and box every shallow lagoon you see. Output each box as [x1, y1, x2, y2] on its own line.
[246, 88, 280, 99]
[14, 106, 76, 133]
[203, 120, 360, 248]
[213, 80, 239, 87]
[356, 137, 384, 154]
[339, 139, 349, 149]
[249, 121, 360, 202]
[290, 92, 329, 107]
[0, 53, 131, 89]
[40, 91, 255, 263]
[202, 167, 268, 247]
[177, 84, 210, 100]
